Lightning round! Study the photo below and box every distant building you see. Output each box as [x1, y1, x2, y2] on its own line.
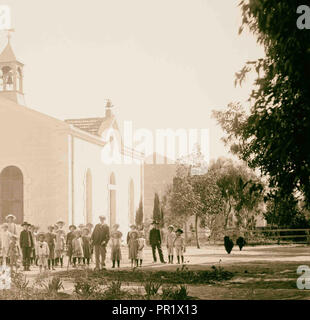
[143, 153, 177, 223]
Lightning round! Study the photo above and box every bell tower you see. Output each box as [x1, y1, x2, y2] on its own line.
[0, 30, 25, 105]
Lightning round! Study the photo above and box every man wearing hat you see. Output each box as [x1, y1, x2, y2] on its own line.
[91, 215, 110, 270]
[5, 214, 18, 235]
[19, 222, 34, 271]
[149, 221, 166, 264]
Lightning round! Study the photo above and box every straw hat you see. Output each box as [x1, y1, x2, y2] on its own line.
[129, 230, 139, 237]
[5, 214, 16, 221]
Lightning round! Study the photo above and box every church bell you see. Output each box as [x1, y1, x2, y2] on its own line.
[7, 74, 13, 85]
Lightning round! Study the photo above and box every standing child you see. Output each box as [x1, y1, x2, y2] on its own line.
[128, 230, 139, 268]
[36, 233, 49, 273]
[33, 226, 40, 266]
[174, 229, 185, 264]
[166, 225, 176, 264]
[55, 230, 65, 268]
[137, 231, 145, 267]
[81, 228, 92, 267]
[110, 224, 122, 268]
[28, 225, 36, 266]
[72, 230, 84, 267]
[45, 226, 56, 270]
[7, 235, 21, 272]
[0, 224, 12, 266]
[66, 225, 76, 266]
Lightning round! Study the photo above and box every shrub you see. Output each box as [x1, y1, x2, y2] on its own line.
[161, 284, 192, 300]
[224, 236, 234, 254]
[236, 237, 246, 251]
[103, 280, 128, 300]
[74, 277, 101, 299]
[42, 276, 64, 295]
[143, 279, 162, 300]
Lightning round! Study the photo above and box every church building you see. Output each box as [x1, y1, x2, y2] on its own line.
[0, 38, 143, 236]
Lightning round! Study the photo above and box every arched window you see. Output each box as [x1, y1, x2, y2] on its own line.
[109, 173, 116, 228]
[85, 169, 92, 224]
[0, 166, 24, 224]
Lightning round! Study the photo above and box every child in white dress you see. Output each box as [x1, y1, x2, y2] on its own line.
[166, 225, 176, 264]
[0, 223, 12, 266]
[36, 233, 49, 272]
[72, 230, 84, 267]
[174, 229, 186, 264]
[137, 231, 145, 267]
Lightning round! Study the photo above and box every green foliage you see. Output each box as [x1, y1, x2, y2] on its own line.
[74, 274, 102, 299]
[213, 0, 310, 212]
[135, 198, 144, 227]
[58, 267, 234, 285]
[104, 280, 126, 300]
[11, 270, 29, 291]
[211, 159, 264, 230]
[153, 193, 161, 223]
[264, 194, 310, 228]
[42, 276, 64, 295]
[236, 236, 246, 251]
[143, 279, 162, 299]
[224, 236, 234, 254]
[161, 284, 192, 300]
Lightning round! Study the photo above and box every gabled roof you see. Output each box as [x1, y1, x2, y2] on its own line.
[0, 42, 17, 63]
[65, 117, 105, 136]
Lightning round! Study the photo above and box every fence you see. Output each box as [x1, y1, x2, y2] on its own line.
[184, 228, 310, 245]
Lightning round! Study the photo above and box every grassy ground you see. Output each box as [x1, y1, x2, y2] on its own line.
[3, 244, 310, 300]
[54, 260, 310, 300]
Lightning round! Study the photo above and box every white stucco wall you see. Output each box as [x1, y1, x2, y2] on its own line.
[71, 135, 142, 239]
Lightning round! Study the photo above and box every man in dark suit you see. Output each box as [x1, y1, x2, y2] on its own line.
[149, 221, 166, 263]
[19, 222, 34, 271]
[91, 215, 110, 270]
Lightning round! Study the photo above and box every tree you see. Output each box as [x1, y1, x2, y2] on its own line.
[190, 170, 225, 243]
[153, 193, 161, 223]
[213, 0, 310, 220]
[264, 194, 310, 229]
[163, 164, 202, 247]
[209, 158, 264, 231]
[135, 198, 144, 227]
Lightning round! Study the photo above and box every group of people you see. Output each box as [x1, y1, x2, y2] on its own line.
[0, 214, 186, 272]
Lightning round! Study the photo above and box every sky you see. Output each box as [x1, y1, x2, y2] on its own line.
[0, 0, 264, 161]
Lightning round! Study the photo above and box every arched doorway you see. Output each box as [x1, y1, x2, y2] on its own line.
[0, 166, 24, 224]
[129, 179, 135, 225]
[85, 169, 92, 224]
[109, 173, 116, 228]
